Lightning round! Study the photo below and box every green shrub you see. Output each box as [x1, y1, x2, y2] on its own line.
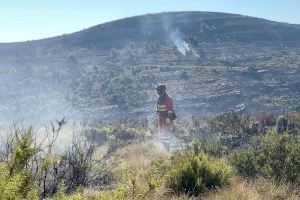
[7, 127, 39, 174]
[47, 184, 87, 200]
[277, 113, 300, 135]
[229, 150, 258, 177]
[165, 152, 233, 196]
[0, 164, 39, 200]
[0, 128, 39, 200]
[230, 130, 300, 182]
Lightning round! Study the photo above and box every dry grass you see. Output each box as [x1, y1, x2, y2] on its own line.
[203, 177, 299, 200]
[115, 142, 171, 169]
[82, 178, 300, 200]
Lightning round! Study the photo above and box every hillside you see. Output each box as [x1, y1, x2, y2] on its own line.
[0, 11, 300, 121]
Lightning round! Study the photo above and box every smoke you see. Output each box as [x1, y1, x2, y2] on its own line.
[0, 59, 83, 123]
[160, 14, 191, 56]
[139, 13, 201, 57]
[170, 29, 191, 56]
[160, 14, 199, 56]
[0, 122, 87, 154]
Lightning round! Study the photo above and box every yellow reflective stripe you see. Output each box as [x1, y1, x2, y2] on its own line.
[158, 108, 167, 112]
[157, 104, 167, 112]
[158, 105, 166, 108]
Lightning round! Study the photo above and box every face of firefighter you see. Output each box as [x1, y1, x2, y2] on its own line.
[157, 89, 163, 96]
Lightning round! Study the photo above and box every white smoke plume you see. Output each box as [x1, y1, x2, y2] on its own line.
[0, 122, 86, 154]
[170, 29, 191, 56]
[140, 13, 200, 57]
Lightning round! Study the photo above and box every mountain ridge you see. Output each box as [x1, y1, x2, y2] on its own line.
[2, 11, 300, 45]
[0, 11, 300, 121]
[1, 11, 300, 49]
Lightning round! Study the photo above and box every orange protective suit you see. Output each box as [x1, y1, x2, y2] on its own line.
[156, 94, 173, 139]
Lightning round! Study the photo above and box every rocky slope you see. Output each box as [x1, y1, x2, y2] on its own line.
[0, 11, 300, 121]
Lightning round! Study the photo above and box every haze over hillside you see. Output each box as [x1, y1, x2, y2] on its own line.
[0, 11, 300, 122]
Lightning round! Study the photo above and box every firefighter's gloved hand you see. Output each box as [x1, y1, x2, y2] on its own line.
[166, 118, 171, 124]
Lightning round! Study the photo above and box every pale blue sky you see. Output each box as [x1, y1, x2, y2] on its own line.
[0, 0, 299, 42]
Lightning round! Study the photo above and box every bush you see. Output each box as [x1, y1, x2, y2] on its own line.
[277, 113, 300, 135]
[0, 164, 39, 200]
[47, 184, 87, 200]
[0, 128, 39, 200]
[230, 130, 300, 182]
[165, 152, 233, 196]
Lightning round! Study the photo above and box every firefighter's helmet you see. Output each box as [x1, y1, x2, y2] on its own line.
[156, 84, 166, 92]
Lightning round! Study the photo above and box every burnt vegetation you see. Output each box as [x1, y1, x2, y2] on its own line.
[0, 12, 300, 121]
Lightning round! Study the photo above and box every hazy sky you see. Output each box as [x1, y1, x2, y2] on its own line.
[0, 0, 299, 43]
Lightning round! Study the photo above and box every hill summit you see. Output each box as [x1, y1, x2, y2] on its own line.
[0, 11, 300, 121]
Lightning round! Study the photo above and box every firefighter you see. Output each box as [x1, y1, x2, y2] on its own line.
[156, 84, 174, 140]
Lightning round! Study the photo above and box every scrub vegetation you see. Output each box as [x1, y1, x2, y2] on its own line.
[0, 112, 299, 199]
